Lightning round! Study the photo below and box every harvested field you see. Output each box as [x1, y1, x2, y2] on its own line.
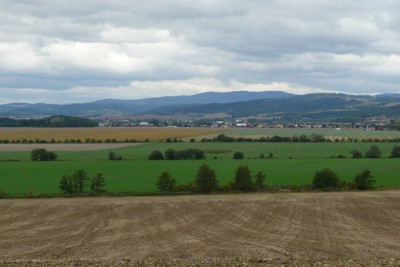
[0, 143, 143, 152]
[0, 127, 224, 142]
[0, 191, 399, 266]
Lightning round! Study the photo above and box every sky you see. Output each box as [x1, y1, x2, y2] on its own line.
[1, 0, 400, 104]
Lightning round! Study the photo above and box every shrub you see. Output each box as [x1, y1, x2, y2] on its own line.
[108, 151, 123, 160]
[254, 171, 266, 190]
[156, 171, 176, 192]
[353, 170, 375, 190]
[31, 148, 57, 161]
[91, 173, 106, 193]
[148, 150, 164, 160]
[364, 145, 382, 158]
[233, 151, 244, 159]
[350, 149, 362, 158]
[390, 145, 400, 158]
[234, 165, 255, 192]
[195, 164, 218, 193]
[312, 168, 341, 189]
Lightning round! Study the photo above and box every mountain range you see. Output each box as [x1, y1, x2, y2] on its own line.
[1, 91, 400, 122]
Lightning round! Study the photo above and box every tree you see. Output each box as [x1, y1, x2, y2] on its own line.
[72, 169, 89, 193]
[254, 171, 266, 190]
[165, 148, 177, 160]
[233, 151, 244, 159]
[234, 165, 255, 192]
[312, 168, 341, 189]
[195, 164, 218, 193]
[157, 171, 176, 192]
[59, 175, 73, 194]
[353, 170, 375, 190]
[91, 173, 106, 193]
[390, 145, 400, 158]
[148, 150, 164, 160]
[350, 149, 362, 158]
[364, 145, 382, 158]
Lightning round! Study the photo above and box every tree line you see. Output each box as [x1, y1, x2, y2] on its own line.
[0, 115, 96, 127]
[59, 169, 106, 194]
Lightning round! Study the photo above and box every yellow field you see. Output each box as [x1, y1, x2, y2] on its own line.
[0, 127, 225, 142]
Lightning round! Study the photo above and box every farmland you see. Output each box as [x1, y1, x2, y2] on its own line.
[0, 192, 399, 266]
[1, 142, 400, 195]
[0, 127, 224, 142]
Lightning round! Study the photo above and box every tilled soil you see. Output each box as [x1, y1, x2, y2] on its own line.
[0, 191, 399, 266]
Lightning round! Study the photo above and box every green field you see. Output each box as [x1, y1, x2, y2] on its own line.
[1, 142, 399, 195]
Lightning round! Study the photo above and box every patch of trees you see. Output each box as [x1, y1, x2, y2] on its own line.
[59, 169, 106, 194]
[31, 148, 57, 161]
[149, 149, 205, 160]
[0, 115, 96, 127]
[312, 168, 375, 190]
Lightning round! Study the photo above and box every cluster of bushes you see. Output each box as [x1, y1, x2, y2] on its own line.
[201, 134, 400, 143]
[31, 148, 57, 161]
[59, 169, 106, 194]
[156, 164, 266, 193]
[149, 149, 205, 160]
[0, 138, 145, 144]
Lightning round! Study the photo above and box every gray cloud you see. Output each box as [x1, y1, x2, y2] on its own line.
[1, 0, 400, 103]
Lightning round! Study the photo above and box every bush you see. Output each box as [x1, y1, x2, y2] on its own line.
[234, 165, 255, 192]
[350, 149, 362, 158]
[312, 168, 341, 189]
[233, 151, 244, 159]
[31, 148, 57, 161]
[353, 170, 375, 190]
[254, 171, 266, 190]
[364, 145, 382, 158]
[156, 171, 176, 192]
[108, 151, 123, 160]
[390, 145, 400, 158]
[148, 150, 164, 160]
[195, 164, 218, 193]
[91, 173, 106, 193]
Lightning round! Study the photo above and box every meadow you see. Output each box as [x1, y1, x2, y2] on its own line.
[0, 142, 399, 195]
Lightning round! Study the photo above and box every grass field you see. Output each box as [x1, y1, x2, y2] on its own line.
[1, 142, 400, 195]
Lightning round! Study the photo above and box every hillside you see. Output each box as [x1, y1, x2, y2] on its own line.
[150, 93, 400, 122]
[0, 91, 293, 117]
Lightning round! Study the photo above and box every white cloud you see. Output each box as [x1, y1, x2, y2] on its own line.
[1, 0, 400, 103]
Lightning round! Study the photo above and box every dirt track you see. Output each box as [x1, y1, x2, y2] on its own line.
[1, 191, 400, 266]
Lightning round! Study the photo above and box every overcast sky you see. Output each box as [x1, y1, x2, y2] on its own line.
[1, 0, 400, 104]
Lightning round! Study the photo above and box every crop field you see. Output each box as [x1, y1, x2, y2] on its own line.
[0, 127, 224, 142]
[0, 192, 399, 266]
[226, 128, 400, 140]
[1, 142, 400, 195]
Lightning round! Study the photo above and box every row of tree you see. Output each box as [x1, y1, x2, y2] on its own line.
[157, 164, 266, 193]
[313, 169, 375, 190]
[0, 115, 96, 127]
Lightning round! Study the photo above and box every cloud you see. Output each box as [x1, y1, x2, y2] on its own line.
[1, 0, 400, 103]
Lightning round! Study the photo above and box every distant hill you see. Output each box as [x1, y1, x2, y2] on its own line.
[0, 91, 294, 117]
[149, 93, 400, 122]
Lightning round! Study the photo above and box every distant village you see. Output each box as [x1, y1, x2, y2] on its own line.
[98, 118, 393, 131]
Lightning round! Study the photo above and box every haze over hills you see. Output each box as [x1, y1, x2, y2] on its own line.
[0, 91, 294, 117]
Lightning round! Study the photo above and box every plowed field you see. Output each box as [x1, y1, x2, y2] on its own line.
[1, 191, 399, 266]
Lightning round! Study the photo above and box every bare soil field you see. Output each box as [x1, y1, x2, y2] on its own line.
[0, 143, 143, 152]
[0, 191, 399, 266]
[0, 127, 224, 142]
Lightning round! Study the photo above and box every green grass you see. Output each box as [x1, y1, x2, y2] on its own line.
[1, 142, 400, 195]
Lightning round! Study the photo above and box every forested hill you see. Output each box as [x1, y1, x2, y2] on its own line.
[0, 115, 96, 127]
[149, 93, 400, 121]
